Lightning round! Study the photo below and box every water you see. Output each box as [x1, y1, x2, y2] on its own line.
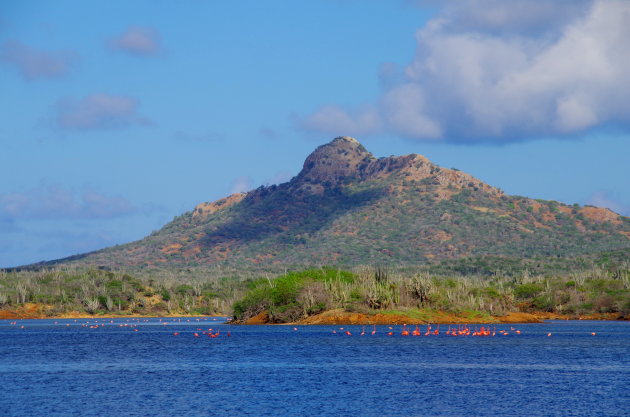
[1, 318, 629, 417]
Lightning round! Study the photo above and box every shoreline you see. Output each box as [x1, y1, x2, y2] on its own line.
[239, 309, 627, 325]
[0, 303, 229, 321]
[2, 304, 627, 324]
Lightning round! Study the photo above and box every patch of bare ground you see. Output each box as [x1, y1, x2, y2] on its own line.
[0, 302, 228, 320]
[238, 309, 542, 325]
[192, 192, 246, 218]
[238, 309, 628, 325]
[580, 206, 622, 224]
[242, 311, 270, 324]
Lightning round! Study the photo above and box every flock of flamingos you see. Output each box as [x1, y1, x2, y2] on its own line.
[6, 317, 599, 338]
[329, 324, 549, 337]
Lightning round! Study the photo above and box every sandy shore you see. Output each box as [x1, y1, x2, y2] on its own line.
[0, 303, 227, 320]
[2, 304, 625, 324]
[240, 309, 626, 325]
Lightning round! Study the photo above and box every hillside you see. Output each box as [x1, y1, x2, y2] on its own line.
[36, 137, 630, 270]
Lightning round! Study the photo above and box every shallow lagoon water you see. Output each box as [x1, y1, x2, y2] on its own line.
[1, 318, 628, 416]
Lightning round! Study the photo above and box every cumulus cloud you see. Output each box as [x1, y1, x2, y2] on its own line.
[432, 0, 591, 37]
[0, 186, 135, 220]
[108, 26, 162, 56]
[56, 93, 152, 130]
[301, 0, 630, 143]
[230, 176, 253, 194]
[0, 40, 79, 80]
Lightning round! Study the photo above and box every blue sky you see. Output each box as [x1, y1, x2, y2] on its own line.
[1, 0, 629, 267]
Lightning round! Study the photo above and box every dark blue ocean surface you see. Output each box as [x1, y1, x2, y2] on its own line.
[0, 318, 628, 417]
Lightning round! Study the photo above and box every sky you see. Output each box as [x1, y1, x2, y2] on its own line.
[1, 0, 629, 267]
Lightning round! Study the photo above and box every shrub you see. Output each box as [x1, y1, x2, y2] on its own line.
[106, 280, 123, 290]
[532, 295, 554, 312]
[514, 283, 543, 299]
[483, 287, 501, 298]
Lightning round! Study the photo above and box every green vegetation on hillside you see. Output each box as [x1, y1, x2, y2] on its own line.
[32, 137, 630, 271]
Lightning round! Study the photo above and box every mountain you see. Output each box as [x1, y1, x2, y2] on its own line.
[38, 137, 630, 270]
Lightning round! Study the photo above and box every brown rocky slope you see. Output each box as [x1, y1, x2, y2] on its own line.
[31, 136, 630, 270]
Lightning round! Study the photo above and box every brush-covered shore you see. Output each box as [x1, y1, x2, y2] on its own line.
[1, 263, 629, 324]
[231, 267, 630, 325]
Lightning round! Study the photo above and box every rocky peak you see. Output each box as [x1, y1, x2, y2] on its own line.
[295, 136, 376, 185]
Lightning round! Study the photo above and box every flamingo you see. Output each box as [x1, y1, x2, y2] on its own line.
[371, 325, 377, 335]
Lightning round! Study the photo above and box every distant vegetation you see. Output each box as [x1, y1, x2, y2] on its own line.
[232, 264, 630, 323]
[3, 250, 629, 320]
[0, 268, 243, 317]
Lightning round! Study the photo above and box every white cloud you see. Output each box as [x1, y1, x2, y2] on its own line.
[555, 95, 598, 132]
[381, 84, 442, 139]
[108, 26, 162, 56]
[435, 0, 591, 36]
[56, 93, 152, 130]
[0, 40, 79, 80]
[301, 0, 630, 143]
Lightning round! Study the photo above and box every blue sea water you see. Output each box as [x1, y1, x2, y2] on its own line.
[0, 318, 629, 417]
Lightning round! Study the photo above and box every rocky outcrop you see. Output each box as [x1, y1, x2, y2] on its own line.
[294, 136, 376, 185]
